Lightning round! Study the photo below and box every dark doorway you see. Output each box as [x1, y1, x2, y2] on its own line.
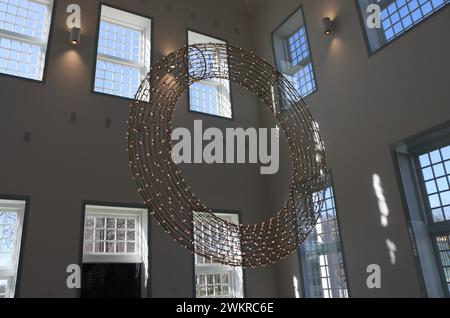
[81, 263, 142, 298]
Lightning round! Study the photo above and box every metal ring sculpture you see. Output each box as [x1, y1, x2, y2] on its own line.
[127, 44, 328, 268]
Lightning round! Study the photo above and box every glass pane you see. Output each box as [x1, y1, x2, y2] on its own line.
[3, 225, 14, 239]
[116, 242, 125, 253]
[126, 230, 135, 241]
[95, 218, 105, 228]
[106, 218, 115, 229]
[117, 219, 125, 228]
[419, 154, 431, 167]
[126, 219, 135, 229]
[116, 230, 125, 240]
[84, 229, 93, 240]
[94, 242, 105, 253]
[126, 242, 135, 253]
[0, 252, 13, 266]
[85, 217, 95, 228]
[106, 230, 115, 241]
[223, 285, 229, 296]
[5, 213, 16, 224]
[83, 241, 93, 253]
[95, 229, 105, 240]
[106, 242, 115, 253]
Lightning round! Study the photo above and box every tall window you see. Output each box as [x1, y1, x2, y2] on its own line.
[271, 6, 317, 99]
[417, 145, 450, 294]
[81, 204, 149, 298]
[394, 124, 450, 298]
[0, 199, 26, 298]
[194, 212, 244, 298]
[188, 30, 232, 119]
[357, 0, 449, 53]
[94, 5, 151, 101]
[0, 0, 54, 81]
[299, 185, 348, 298]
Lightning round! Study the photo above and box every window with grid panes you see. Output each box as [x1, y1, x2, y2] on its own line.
[271, 7, 317, 100]
[357, 0, 449, 52]
[188, 30, 232, 118]
[417, 145, 450, 294]
[82, 205, 148, 264]
[94, 5, 151, 101]
[0, 0, 54, 81]
[194, 213, 244, 298]
[287, 27, 316, 97]
[418, 146, 450, 222]
[299, 185, 349, 298]
[0, 199, 26, 298]
[393, 126, 450, 298]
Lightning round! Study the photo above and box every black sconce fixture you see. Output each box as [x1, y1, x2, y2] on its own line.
[322, 17, 335, 36]
[70, 27, 81, 45]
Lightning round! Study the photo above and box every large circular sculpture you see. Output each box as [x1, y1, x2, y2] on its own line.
[127, 44, 328, 268]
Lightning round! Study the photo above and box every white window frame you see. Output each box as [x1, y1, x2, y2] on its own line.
[0, 0, 54, 81]
[194, 212, 244, 298]
[82, 205, 148, 264]
[94, 5, 151, 100]
[0, 199, 26, 298]
[188, 30, 232, 119]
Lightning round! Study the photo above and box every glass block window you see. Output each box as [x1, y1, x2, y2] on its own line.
[82, 205, 148, 264]
[194, 213, 244, 298]
[357, 0, 449, 52]
[300, 186, 349, 298]
[83, 215, 138, 255]
[287, 27, 316, 97]
[196, 272, 232, 298]
[0, 199, 26, 298]
[272, 7, 317, 99]
[188, 30, 232, 118]
[94, 5, 151, 101]
[0, 0, 54, 80]
[190, 82, 219, 115]
[418, 145, 450, 223]
[436, 234, 450, 293]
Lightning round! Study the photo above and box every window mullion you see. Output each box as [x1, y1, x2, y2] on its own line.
[377, 0, 394, 10]
[427, 221, 450, 235]
[97, 53, 144, 69]
[0, 30, 45, 47]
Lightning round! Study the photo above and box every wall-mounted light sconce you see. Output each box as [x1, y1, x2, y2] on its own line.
[70, 27, 81, 45]
[322, 17, 335, 36]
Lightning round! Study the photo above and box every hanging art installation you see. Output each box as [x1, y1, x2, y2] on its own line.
[127, 43, 328, 268]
